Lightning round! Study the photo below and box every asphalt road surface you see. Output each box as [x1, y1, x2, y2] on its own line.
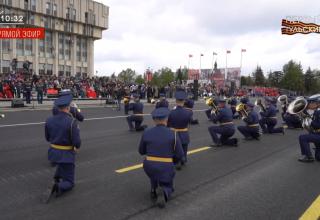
[0, 102, 319, 220]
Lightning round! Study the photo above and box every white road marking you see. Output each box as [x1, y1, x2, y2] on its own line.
[0, 109, 207, 128]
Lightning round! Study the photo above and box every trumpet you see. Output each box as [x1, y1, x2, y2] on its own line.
[123, 96, 130, 104]
[236, 103, 248, 118]
[255, 98, 266, 112]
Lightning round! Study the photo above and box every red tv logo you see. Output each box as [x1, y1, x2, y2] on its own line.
[0, 28, 45, 39]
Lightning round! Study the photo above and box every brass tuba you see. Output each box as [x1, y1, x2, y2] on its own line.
[277, 95, 288, 107]
[236, 103, 248, 118]
[255, 98, 266, 112]
[287, 96, 312, 132]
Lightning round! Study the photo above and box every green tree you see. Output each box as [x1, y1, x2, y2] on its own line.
[304, 67, 319, 94]
[151, 72, 160, 86]
[240, 75, 254, 86]
[153, 67, 175, 87]
[135, 75, 145, 84]
[252, 66, 265, 86]
[281, 60, 304, 92]
[111, 73, 116, 80]
[240, 76, 248, 86]
[267, 71, 283, 88]
[118, 68, 136, 83]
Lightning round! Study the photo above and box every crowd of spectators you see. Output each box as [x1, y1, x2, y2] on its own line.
[0, 73, 250, 103]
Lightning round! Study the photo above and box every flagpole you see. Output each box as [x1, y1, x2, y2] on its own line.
[240, 50, 243, 70]
[199, 54, 202, 80]
[211, 52, 216, 84]
[225, 51, 228, 85]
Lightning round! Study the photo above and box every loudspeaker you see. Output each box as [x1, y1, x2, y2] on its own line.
[11, 98, 25, 108]
[193, 80, 199, 101]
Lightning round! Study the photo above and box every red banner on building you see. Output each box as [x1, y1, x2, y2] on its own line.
[0, 28, 45, 39]
[188, 69, 199, 80]
[145, 70, 152, 82]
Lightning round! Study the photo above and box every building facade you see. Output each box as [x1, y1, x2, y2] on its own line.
[0, 0, 109, 77]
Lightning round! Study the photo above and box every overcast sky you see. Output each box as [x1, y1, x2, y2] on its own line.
[93, 0, 320, 76]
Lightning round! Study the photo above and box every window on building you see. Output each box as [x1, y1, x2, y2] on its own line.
[39, 39, 45, 57]
[58, 65, 64, 76]
[47, 64, 53, 75]
[66, 7, 70, 19]
[16, 61, 24, 73]
[58, 33, 64, 59]
[2, 0, 12, 6]
[31, 0, 36, 11]
[39, 63, 45, 75]
[76, 67, 81, 78]
[92, 14, 95, 25]
[82, 38, 87, 62]
[85, 12, 88, 23]
[28, 14, 35, 25]
[45, 31, 53, 58]
[72, 9, 76, 20]
[82, 67, 87, 78]
[65, 66, 71, 76]
[46, 2, 51, 15]
[25, 39, 33, 56]
[2, 39, 10, 53]
[76, 36, 81, 61]
[53, 4, 57, 16]
[2, 60, 10, 74]
[64, 35, 71, 60]
[16, 39, 24, 56]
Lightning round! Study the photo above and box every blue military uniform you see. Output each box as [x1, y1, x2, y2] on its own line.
[228, 97, 238, 119]
[139, 108, 184, 207]
[45, 94, 81, 196]
[167, 91, 192, 165]
[237, 102, 260, 140]
[298, 96, 320, 162]
[184, 95, 199, 125]
[259, 98, 284, 134]
[52, 91, 84, 122]
[127, 94, 147, 131]
[208, 99, 238, 146]
[155, 93, 169, 109]
[240, 97, 249, 104]
[283, 112, 302, 129]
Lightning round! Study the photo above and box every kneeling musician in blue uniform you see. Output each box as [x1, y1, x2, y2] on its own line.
[139, 107, 184, 208]
[44, 93, 81, 202]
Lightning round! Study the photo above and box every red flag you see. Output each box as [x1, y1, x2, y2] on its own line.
[189, 54, 193, 58]
[241, 49, 246, 52]
[226, 50, 231, 54]
[200, 53, 204, 56]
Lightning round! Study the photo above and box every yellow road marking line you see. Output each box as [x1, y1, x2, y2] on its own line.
[115, 146, 211, 174]
[115, 164, 143, 173]
[299, 195, 320, 220]
[187, 146, 210, 155]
